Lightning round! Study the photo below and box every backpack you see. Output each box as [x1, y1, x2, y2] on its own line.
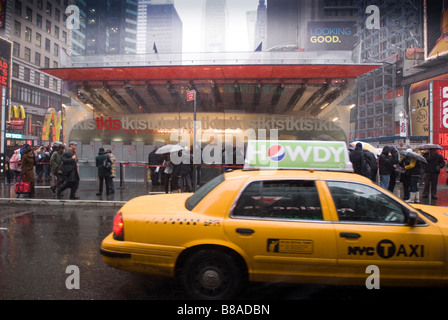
[103, 155, 112, 170]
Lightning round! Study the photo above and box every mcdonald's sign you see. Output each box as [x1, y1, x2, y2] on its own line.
[41, 107, 65, 142]
[9, 104, 25, 119]
[8, 105, 25, 130]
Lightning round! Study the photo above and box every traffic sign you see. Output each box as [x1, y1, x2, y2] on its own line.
[187, 90, 196, 101]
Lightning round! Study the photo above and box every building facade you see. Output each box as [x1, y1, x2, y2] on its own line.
[1, 0, 72, 153]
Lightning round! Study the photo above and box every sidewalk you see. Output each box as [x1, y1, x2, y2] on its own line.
[1, 177, 448, 207]
[0, 179, 168, 207]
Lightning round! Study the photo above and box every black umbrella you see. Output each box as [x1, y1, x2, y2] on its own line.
[399, 150, 427, 164]
[415, 143, 443, 150]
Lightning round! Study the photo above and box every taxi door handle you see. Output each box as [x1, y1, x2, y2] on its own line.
[340, 232, 361, 239]
[236, 228, 255, 235]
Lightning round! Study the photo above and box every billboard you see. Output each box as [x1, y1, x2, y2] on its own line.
[306, 21, 357, 51]
[426, 0, 448, 59]
[429, 80, 448, 159]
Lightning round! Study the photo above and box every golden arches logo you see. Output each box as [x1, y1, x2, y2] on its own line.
[41, 108, 65, 142]
[9, 105, 25, 119]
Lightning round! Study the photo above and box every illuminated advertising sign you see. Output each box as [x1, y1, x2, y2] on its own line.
[430, 80, 448, 159]
[306, 21, 357, 50]
[0, 37, 10, 86]
[41, 108, 65, 143]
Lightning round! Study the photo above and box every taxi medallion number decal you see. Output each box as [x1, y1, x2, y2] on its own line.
[267, 239, 313, 254]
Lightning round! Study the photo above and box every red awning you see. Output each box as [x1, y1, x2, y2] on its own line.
[42, 64, 380, 82]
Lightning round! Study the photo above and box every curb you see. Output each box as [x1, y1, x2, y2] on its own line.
[0, 198, 127, 207]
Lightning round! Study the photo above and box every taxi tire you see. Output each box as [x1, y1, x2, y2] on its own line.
[181, 249, 242, 300]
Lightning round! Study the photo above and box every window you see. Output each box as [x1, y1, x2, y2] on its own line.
[24, 47, 31, 62]
[14, 20, 21, 37]
[62, 31, 67, 43]
[34, 71, 40, 85]
[15, 1, 22, 15]
[55, 7, 60, 22]
[25, 7, 33, 22]
[12, 63, 19, 78]
[53, 61, 58, 68]
[53, 43, 59, 56]
[25, 27, 32, 42]
[45, 38, 50, 51]
[37, 0, 43, 10]
[24, 67, 30, 82]
[53, 78, 58, 91]
[232, 180, 323, 220]
[35, 32, 42, 47]
[13, 42, 20, 57]
[327, 181, 406, 224]
[43, 75, 49, 88]
[46, 20, 51, 33]
[35, 52, 41, 66]
[44, 56, 50, 68]
[46, 2, 52, 16]
[185, 175, 225, 210]
[36, 14, 42, 28]
[54, 25, 59, 39]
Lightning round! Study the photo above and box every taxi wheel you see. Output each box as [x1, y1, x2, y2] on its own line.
[181, 249, 242, 300]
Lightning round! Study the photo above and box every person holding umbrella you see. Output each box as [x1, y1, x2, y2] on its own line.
[419, 145, 445, 200]
[400, 149, 426, 203]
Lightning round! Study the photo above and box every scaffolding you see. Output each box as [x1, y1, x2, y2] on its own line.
[353, 0, 423, 140]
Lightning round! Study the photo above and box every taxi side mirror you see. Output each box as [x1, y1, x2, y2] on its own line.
[407, 211, 418, 226]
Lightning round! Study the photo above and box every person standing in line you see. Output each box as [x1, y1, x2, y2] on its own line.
[349, 143, 370, 178]
[105, 149, 116, 194]
[57, 142, 80, 200]
[148, 146, 161, 185]
[173, 150, 192, 193]
[21, 145, 36, 197]
[96, 147, 111, 196]
[162, 153, 174, 193]
[35, 146, 45, 182]
[388, 146, 399, 193]
[379, 146, 395, 190]
[404, 154, 422, 203]
[50, 144, 65, 194]
[422, 148, 446, 199]
[10, 149, 22, 180]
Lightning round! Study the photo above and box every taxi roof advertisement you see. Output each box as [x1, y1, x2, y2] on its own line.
[244, 140, 352, 171]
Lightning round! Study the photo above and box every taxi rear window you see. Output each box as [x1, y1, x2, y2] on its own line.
[185, 174, 225, 210]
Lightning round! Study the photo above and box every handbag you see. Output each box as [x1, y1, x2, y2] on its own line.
[15, 175, 31, 195]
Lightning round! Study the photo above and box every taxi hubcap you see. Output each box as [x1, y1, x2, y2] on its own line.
[201, 269, 221, 289]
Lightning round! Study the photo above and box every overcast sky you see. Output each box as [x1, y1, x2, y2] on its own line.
[174, 0, 260, 52]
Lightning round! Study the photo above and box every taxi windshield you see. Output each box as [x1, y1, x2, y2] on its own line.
[185, 174, 225, 211]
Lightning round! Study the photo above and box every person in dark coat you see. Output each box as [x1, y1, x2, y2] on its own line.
[21, 145, 36, 197]
[379, 146, 395, 190]
[148, 146, 161, 185]
[388, 146, 399, 192]
[95, 147, 111, 196]
[173, 150, 192, 192]
[349, 143, 370, 178]
[422, 148, 446, 199]
[57, 142, 80, 200]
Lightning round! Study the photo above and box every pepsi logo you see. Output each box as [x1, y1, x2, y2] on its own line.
[268, 145, 286, 161]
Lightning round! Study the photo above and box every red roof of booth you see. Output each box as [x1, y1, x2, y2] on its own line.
[42, 64, 380, 82]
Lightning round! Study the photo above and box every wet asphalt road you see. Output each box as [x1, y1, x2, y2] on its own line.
[0, 205, 447, 301]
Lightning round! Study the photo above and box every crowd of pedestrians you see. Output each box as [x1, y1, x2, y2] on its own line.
[349, 143, 447, 202]
[4, 141, 448, 202]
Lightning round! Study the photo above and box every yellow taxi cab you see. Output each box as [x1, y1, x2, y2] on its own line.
[100, 140, 448, 299]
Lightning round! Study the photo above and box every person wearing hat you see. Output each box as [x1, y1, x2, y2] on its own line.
[95, 147, 112, 196]
[57, 142, 80, 200]
[50, 143, 65, 194]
